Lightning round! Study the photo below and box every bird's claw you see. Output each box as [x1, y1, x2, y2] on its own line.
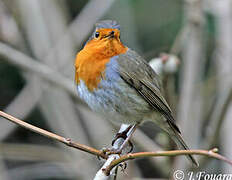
[119, 162, 128, 173]
[102, 147, 121, 155]
[111, 131, 134, 154]
[97, 147, 121, 160]
[111, 132, 128, 146]
[127, 140, 134, 153]
[97, 147, 109, 160]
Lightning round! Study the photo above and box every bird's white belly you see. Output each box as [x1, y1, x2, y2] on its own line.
[77, 79, 151, 124]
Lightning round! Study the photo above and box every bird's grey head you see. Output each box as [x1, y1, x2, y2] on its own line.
[82, 20, 120, 48]
[95, 20, 120, 30]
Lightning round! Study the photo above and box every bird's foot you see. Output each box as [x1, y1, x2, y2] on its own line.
[97, 148, 109, 160]
[97, 148, 118, 160]
[100, 147, 122, 156]
[97, 147, 121, 160]
[98, 124, 138, 160]
[119, 162, 128, 172]
[111, 128, 134, 153]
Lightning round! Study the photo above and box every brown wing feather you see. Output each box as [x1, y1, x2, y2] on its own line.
[114, 49, 199, 166]
[116, 49, 181, 133]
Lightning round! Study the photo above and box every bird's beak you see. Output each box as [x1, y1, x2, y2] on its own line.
[104, 31, 115, 39]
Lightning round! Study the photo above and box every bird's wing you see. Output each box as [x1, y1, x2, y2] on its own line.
[115, 49, 180, 133]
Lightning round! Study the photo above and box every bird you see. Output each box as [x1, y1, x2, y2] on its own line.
[75, 20, 198, 166]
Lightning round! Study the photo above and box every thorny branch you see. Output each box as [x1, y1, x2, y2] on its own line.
[1, 110, 232, 178]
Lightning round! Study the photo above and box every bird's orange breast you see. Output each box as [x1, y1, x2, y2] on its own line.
[75, 38, 128, 91]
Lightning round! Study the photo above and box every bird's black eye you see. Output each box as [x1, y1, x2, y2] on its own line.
[95, 32, 100, 38]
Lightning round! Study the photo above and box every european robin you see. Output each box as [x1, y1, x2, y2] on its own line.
[75, 20, 198, 166]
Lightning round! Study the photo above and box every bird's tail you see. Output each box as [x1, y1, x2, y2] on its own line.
[167, 121, 199, 167]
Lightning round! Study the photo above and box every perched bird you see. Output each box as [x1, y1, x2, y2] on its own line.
[75, 20, 198, 166]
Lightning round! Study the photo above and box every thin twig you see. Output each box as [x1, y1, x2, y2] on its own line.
[0, 111, 107, 159]
[104, 148, 232, 176]
[1, 110, 232, 178]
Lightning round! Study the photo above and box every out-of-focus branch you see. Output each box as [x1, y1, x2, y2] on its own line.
[170, 25, 189, 55]
[2, 80, 43, 130]
[0, 1, 25, 50]
[68, 0, 116, 49]
[199, 87, 232, 167]
[0, 111, 106, 159]
[0, 0, 37, 143]
[8, 162, 79, 180]
[209, 89, 232, 146]
[209, 0, 232, 172]
[0, 42, 84, 104]
[176, 0, 205, 168]
[0, 143, 70, 162]
[0, 158, 9, 180]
